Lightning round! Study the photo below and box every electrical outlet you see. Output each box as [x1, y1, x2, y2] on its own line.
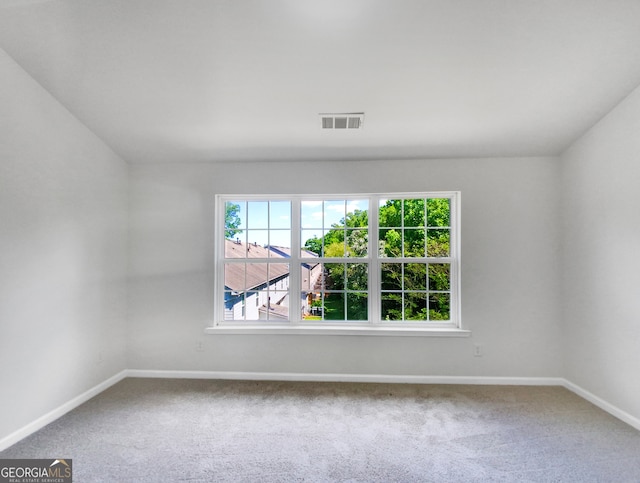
[474, 344, 483, 357]
[196, 341, 204, 352]
[97, 351, 104, 364]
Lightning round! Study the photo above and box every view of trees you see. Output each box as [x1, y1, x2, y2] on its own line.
[304, 198, 451, 321]
[225, 202, 242, 239]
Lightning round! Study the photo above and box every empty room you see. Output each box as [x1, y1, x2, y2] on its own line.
[1, 0, 640, 481]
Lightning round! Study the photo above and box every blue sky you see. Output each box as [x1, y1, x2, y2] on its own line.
[227, 199, 368, 247]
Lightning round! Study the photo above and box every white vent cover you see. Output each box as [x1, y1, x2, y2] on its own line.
[320, 112, 364, 129]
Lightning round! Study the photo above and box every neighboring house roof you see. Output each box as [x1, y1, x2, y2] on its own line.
[224, 239, 320, 294]
[268, 246, 319, 260]
[225, 239, 281, 260]
[224, 240, 288, 293]
[259, 302, 289, 320]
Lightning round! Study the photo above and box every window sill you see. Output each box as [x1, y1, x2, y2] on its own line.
[205, 324, 471, 337]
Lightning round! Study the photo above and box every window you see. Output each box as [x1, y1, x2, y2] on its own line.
[213, 193, 461, 333]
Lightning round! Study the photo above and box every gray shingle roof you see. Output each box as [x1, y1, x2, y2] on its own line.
[223, 239, 319, 293]
[224, 240, 288, 292]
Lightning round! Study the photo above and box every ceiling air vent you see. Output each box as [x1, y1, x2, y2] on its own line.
[320, 112, 364, 130]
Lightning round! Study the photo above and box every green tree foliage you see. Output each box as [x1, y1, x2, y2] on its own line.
[305, 199, 451, 321]
[303, 209, 368, 257]
[225, 203, 243, 239]
[378, 198, 450, 258]
[303, 236, 323, 255]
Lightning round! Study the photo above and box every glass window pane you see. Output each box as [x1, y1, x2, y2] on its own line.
[346, 263, 367, 291]
[301, 200, 323, 228]
[379, 199, 401, 228]
[304, 291, 323, 319]
[246, 231, 268, 255]
[224, 263, 245, 291]
[258, 292, 272, 320]
[324, 292, 345, 320]
[403, 229, 425, 257]
[345, 200, 368, 232]
[301, 262, 321, 292]
[403, 199, 425, 227]
[270, 201, 291, 229]
[268, 263, 289, 288]
[427, 229, 450, 257]
[346, 228, 367, 257]
[324, 200, 345, 227]
[347, 199, 368, 221]
[266, 290, 289, 320]
[429, 293, 450, 321]
[379, 228, 402, 258]
[247, 201, 268, 229]
[405, 263, 427, 291]
[347, 293, 368, 320]
[225, 201, 246, 239]
[381, 263, 402, 291]
[324, 263, 344, 290]
[245, 291, 261, 320]
[301, 230, 323, 257]
[301, 261, 323, 319]
[315, 263, 327, 291]
[245, 263, 268, 290]
[405, 292, 427, 320]
[268, 231, 290, 253]
[224, 291, 240, 320]
[427, 198, 450, 227]
[381, 293, 403, 321]
[428, 264, 450, 291]
[225, 237, 246, 259]
[323, 229, 346, 257]
[238, 263, 288, 321]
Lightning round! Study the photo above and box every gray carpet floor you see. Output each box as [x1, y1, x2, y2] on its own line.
[2, 378, 640, 482]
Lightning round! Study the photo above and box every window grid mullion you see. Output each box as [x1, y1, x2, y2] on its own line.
[290, 200, 301, 324]
[368, 197, 379, 324]
[215, 198, 226, 323]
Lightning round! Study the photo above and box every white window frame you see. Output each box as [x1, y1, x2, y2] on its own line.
[208, 192, 468, 337]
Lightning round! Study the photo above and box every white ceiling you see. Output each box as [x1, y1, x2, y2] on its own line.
[2, 0, 640, 163]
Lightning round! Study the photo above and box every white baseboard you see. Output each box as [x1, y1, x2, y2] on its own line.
[562, 379, 640, 432]
[126, 369, 565, 387]
[0, 370, 128, 452]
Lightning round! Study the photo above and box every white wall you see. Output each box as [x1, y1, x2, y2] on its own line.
[561, 85, 640, 422]
[0, 49, 128, 442]
[129, 157, 562, 378]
